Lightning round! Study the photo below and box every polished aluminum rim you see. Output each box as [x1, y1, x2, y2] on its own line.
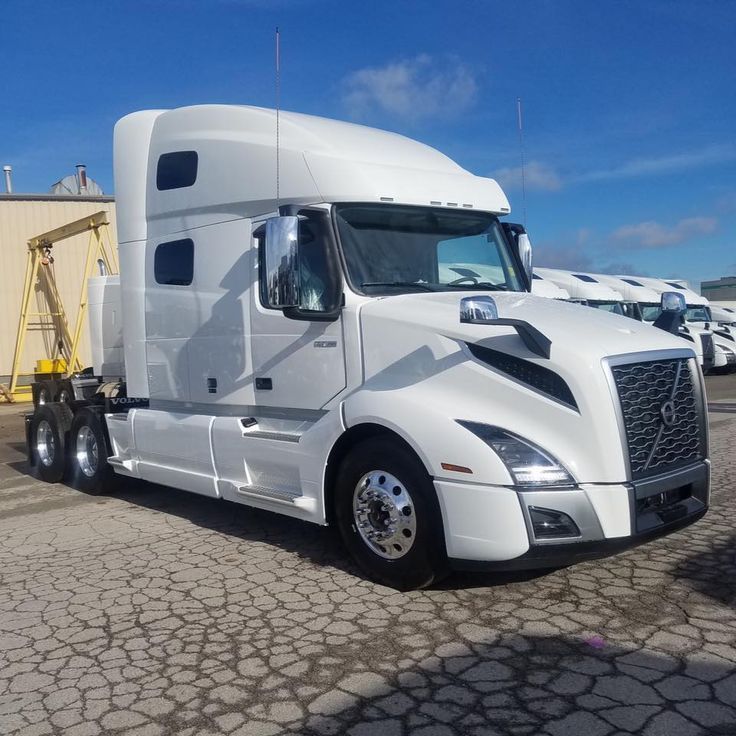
[37, 389, 49, 405]
[76, 426, 98, 478]
[36, 420, 55, 467]
[353, 470, 416, 559]
[58, 388, 71, 403]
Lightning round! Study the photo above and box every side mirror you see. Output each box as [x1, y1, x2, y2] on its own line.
[501, 222, 533, 289]
[517, 233, 533, 287]
[660, 291, 686, 313]
[264, 216, 300, 308]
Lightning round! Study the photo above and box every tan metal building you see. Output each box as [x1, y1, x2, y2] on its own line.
[0, 194, 118, 383]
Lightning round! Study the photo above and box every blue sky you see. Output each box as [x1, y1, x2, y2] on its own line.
[2, 0, 735, 289]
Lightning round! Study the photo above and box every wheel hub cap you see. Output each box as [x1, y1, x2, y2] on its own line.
[36, 420, 55, 467]
[353, 470, 416, 559]
[76, 426, 98, 478]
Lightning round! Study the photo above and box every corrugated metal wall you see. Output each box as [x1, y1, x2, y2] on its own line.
[0, 198, 118, 380]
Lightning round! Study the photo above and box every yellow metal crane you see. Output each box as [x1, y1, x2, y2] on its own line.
[5, 211, 118, 403]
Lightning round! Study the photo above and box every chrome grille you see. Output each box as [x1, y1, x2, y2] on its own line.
[611, 358, 703, 479]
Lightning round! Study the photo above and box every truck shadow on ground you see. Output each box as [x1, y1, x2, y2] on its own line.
[109, 476, 553, 591]
[672, 534, 736, 608]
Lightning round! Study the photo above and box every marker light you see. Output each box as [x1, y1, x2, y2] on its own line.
[456, 421, 574, 487]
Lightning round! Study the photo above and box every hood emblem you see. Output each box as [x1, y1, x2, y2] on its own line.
[660, 399, 677, 428]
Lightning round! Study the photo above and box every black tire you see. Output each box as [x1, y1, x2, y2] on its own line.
[68, 408, 113, 495]
[35, 380, 57, 407]
[30, 403, 72, 483]
[335, 436, 449, 591]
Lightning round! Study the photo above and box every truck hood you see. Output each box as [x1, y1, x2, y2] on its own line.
[358, 290, 689, 363]
[350, 290, 698, 486]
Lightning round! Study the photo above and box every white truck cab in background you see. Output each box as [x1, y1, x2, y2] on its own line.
[585, 273, 708, 370]
[26, 105, 710, 590]
[624, 276, 735, 372]
[534, 268, 627, 315]
[531, 272, 571, 300]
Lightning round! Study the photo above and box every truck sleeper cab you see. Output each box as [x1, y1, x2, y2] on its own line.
[28, 105, 709, 590]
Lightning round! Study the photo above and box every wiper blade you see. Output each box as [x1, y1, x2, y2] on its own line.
[361, 281, 436, 292]
[445, 282, 508, 291]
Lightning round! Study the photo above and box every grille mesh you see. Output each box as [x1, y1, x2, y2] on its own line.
[611, 358, 703, 478]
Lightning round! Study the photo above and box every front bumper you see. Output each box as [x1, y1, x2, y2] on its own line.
[436, 460, 709, 571]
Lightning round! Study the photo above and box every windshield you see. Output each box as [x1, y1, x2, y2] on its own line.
[588, 300, 624, 315]
[641, 303, 662, 322]
[334, 204, 524, 295]
[686, 305, 712, 322]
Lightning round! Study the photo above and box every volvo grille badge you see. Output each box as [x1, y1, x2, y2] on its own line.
[660, 399, 676, 428]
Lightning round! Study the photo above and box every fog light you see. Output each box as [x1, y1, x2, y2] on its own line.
[529, 506, 580, 540]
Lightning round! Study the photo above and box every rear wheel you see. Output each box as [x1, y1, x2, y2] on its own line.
[68, 408, 112, 494]
[31, 404, 72, 483]
[335, 437, 449, 590]
[36, 380, 57, 407]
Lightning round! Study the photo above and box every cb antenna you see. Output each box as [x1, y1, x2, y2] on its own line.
[516, 97, 527, 227]
[275, 26, 281, 209]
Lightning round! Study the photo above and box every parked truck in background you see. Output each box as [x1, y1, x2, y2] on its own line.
[25, 105, 710, 589]
[586, 273, 710, 371]
[624, 276, 736, 372]
[534, 268, 627, 315]
[531, 272, 571, 300]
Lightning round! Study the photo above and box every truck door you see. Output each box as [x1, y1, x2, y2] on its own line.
[249, 209, 347, 410]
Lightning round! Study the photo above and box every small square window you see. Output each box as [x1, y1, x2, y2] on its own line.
[154, 239, 194, 285]
[156, 151, 198, 191]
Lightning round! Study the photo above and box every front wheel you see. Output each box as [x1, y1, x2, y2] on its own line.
[68, 408, 112, 494]
[335, 437, 449, 590]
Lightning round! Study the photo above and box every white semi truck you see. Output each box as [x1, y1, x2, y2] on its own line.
[530, 272, 571, 300]
[623, 276, 736, 372]
[586, 274, 712, 371]
[534, 268, 627, 315]
[26, 105, 709, 589]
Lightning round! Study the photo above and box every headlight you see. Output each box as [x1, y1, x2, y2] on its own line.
[456, 421, 574, 486]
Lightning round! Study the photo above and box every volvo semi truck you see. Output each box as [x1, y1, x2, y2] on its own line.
[534, 268, 627, 314]
[624, 276, 735, 371]
[26, 105, 709, 589]
[587, 274, 711, 371]
[531, 272, 571, 300]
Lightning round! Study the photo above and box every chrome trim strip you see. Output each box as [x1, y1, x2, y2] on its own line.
[148, 399, 326, 422]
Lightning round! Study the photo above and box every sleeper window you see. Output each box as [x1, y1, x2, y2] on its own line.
[154, 239, 194, 286]
[156, 151, 198, 190]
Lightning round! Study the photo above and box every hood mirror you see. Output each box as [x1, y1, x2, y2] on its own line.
[660, 291, 686, 313]
[460, 295, 498, 323]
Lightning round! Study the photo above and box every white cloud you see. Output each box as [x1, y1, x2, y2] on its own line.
[577, 144, 736, 183]
[492, 160, 562, 192]
[612, 217, 717, 248]
[342, 54, 477, 122]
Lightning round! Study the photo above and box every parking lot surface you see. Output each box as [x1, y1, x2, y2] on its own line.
[1, 377, 736, 736]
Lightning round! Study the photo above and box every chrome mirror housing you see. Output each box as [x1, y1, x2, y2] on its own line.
[264, 216, 300, 308]
[661, 291, 686, 313]
[517, 233, 533, 287]
[460, 295, 499, 323]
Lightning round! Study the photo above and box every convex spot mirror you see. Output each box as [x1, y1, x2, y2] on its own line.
[264, 216, 300, 308]
[660, 291, 686, 313]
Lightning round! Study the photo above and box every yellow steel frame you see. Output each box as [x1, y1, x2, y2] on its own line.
[6, 211, 118, 402]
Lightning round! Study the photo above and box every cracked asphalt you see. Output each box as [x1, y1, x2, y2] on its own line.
[1, 376, 736, 736]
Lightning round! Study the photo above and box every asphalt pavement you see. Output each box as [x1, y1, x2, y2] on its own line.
[1, 374, 735, 736]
